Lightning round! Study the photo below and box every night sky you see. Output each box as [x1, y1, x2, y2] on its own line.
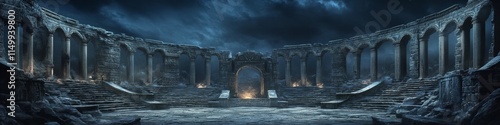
[38, 0, 467, 54]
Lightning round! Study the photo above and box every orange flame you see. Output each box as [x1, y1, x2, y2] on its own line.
[238, 87, 257, 99]
[196, 83, 207, 88]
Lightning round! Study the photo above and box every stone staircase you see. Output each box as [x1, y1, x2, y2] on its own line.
[47, 81, 145, 112]
[278, 87, 336, 106]
[344, 80, 438, 110]
[153, 87, 221, 107]
[227, 98, 271, 107]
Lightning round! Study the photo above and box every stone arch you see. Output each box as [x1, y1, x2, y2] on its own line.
[373, 37, 396, 49]
[289, 51, 303, 59]
[421, 25, 439, 40]
[374, 38, 396, 79]
[235, 65, 265, 98]
[21, 16, 35, 34]
[49, 25, 70, 38]
[441, 20, 459, 34]
[398, 34, 412, 79]
[356, 42, 371, 52]
[118, 42, 133, 53]
[319, 48, 333, 57]
[69, 31, 85, 80]
[339, 45, 355, 54]
[153, 48, 167, 57]
[69, 30, 86, 42]
[211, 52, 224, 60]
[52, 27, 68, 78]
[136, 46, 150, 55]
[475, 1, 492, 22]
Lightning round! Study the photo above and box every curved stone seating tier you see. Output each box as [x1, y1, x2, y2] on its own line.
[51, 81, 146, 112]
[321, 80, 386, 109]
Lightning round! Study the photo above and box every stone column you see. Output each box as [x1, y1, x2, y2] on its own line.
[370, 48, 378, 81]
[300, 57, 307, 85]
[285, 58, 292, 86]
[439, 33, 448, 75]
[472, 19, 485, 68]
[419, 38, 428, 79]
[493, 2, 500, 56]
[394, 43, 402, 81]
[63, 37, 71, 80]
[47, 33, 54, 78]
[206, 58, 211, 86]
[315, 55, 322, 85]
[190, 57, 196, 85]
[27, 33, 34, 74]
[147, 54, 153, 83]
[129, 52, 135, 83]
[82, 42, 88, 81]
[460, 28, 471, 70]
[353, 52, 360, 79]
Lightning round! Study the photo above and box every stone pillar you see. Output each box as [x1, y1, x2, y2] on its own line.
[353, 52, 360, 79]
[394, 43, 402, 81]
[63, 37, 71, 80]
[82, 42, 88, 81]
[27, 33, 34, 74]
[300, 57, 307, 85]
[147, 54, 153, 83]
[316, 55, 322, 85]
[47, 33, 54, 78]
[419, 38, 428, 79]
[190, 57, 196, 85]
[370, 48, 378, 81]
[472, 19, 485, 68]
[493, 2, 500, 56]
[205, 57, 211, 86]
[129, 52, 135, 83]
[285, 58, 291, 86]
[460, 28, 471, 70]
[439, 33, 448, 75]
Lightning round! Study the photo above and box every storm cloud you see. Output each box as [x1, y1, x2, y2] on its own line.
[38, 0, 467, 54]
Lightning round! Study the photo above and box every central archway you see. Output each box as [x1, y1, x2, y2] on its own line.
[235, 66, 264, 99]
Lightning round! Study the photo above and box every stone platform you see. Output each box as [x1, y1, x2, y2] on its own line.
[101, 107, 393, 125]
[227, 98, 271, 107]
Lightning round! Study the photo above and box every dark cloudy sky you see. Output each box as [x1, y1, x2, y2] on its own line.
[37, 0, 467, 54]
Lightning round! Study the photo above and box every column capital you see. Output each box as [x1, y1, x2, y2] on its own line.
[472, 17, 481, 24]
[48, 33, 54, 37]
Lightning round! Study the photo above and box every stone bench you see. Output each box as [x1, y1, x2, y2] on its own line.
[145, 101, 169, 110]
[320, 100, 344, 109]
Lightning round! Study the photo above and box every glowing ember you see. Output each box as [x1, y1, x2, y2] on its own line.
[291, 80, 313, 87]
[292, 82, 301, 87]
[238, 87, 257, 99]
[317, 83, 324, 88]
[196, 83, 207, 88]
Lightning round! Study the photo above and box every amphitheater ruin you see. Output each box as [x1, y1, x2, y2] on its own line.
[1, 0, 499, 124]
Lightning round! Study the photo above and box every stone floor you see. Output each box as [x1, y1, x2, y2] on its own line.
[99, 107, 395, 125]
